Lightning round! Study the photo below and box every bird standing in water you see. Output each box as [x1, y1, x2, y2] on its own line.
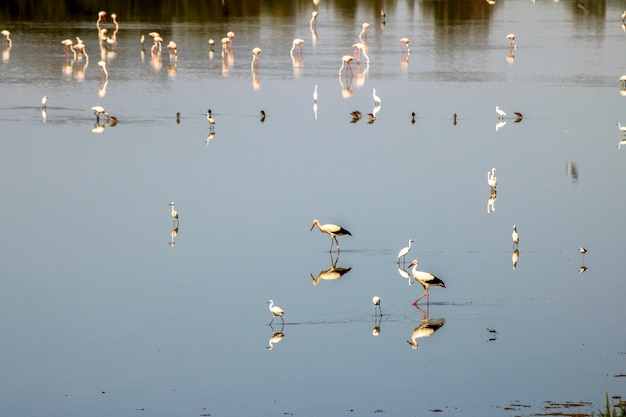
[310, 219, 351, 252]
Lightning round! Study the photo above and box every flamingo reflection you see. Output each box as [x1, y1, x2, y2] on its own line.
[310, 252, 352, 285]
[406, 304, 446, 349]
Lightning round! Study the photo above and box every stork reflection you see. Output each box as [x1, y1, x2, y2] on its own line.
[406, 304, 446, 350]
[512, 248, 519, 270]
[310, 252, 352, 285]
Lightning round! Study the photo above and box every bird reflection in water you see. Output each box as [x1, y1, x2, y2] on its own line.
[566, 161, 578, 181]
[487, 189, 497, 214]
[266, 322, 285, 350]
[579, 246, 587, 274]
[169, 226, 178, 246]
[512, 248, 519, 270]
[406, 304, 446, 349]
[372, 311, 382, 336]
[206, 131, 215, 145]
[310, 252, 352, 285]
[338, 67, 354, 98]
[398, 267, 413, 286]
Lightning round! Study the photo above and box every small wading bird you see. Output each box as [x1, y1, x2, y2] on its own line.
[488, 167, 497, 190]
[310, 219, 352, 252]
[373, 296, 382, 316]
[617, 123, 626, 134]
[169, 202, 179, 226]
[267, 299, 284, 324]
[397, 239, 414, 264]
[496, 106, 506, 119]
[512, 225, 519, 248]
[91, 105, 109, 122]
[372, 88, 381, 105]
[407, 259, 446, 305]
[313, 84, 318, 102]
[41, 96, 47, 109]
[206, 109, 215, 131]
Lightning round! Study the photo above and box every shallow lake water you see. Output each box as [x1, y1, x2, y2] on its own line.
[1, 1, 626, 416]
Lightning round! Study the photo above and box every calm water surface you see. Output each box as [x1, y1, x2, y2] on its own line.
[1, 1, 626, 416]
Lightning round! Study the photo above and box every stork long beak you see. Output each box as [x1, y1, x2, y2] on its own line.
[310, 224, 315, 231]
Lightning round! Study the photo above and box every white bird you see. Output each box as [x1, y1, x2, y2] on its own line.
[398, 239, 414, 263]
[406, 317, 446, 349]
[506, 33, 516, 48]
[372, 88, 381, 105]
[359, 22, 370, 43]
[310, 219, 352, 252]
[372, 296, 381, 316]
[488, 167, 497, 190]
[512, 225, 519, 247]
[579, 246, 587, 255]
[169, 202, 179, 226]
[97, 60, 108, 80]
[91, 105, 109, 121]
[313, 84, 318, 102]
[310, 11, 318, 30]
[352, 42, 369, 65]
[267, 299, 285, 323]
[290, 38, 304, 56]
[617, 123, 626, 134]
[251, 47, 262, 68]
[400, 37, 410, 54]
[496, 106, 506, 119]
[41, 96, 47, 109]
[206, 109, 215, 131]
[407, 259, 446, 306]
[338, 55, 354, 76]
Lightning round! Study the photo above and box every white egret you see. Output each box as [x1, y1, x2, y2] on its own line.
[372, 88, 381, 105]
[313, 84, 318, 102]
[496, 106, 506, 119]
[169, 202, 179, 226]
[617, 123, 626, 134]
[407, 260, 446, 306]
[91, 105, 109, 121]
[512, 225, 519, 247]
[267, 300, 285, 324]
[397, 239, 414, 263]
[41, 96, 47, 109]
[310, 219, 352, 252]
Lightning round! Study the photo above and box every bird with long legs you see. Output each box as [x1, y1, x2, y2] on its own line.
[512, 225, 519, 248]
[310, 11, 318, 31]
[359, 22, 370, 43]
[506, 33, 516, 49]
[206, 109, 215, 131]
[169, 202, 179, 227]
[266, 330, 284, 350]
[1, 30, 12, 46]
[407, 259, 446, 306]
[310, 219, 351, 252]
[96, 11, 106, 29]
[400, 37, 410, 55]
[290, 38, 304, 58]
[372, 296, 382, 316]
[496, 106, 506, 119]
[398, 239, 414, 264]
[251, 47, 262, 69]
[91, 105, 109, 122]
[352, 42, 369, 65]
[372, 88, 381, 105]
[61, 39, 76, 59]
[267, 300, 284, 324]
[487, 167, 497, 191]
[98, 60, 108, 80]
[617, 123, 626, 135]
[338, 55, 354, 77]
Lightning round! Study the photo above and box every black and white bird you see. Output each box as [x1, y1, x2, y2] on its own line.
[407, 259, 446, 305]
[310, 219, 352, 252]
